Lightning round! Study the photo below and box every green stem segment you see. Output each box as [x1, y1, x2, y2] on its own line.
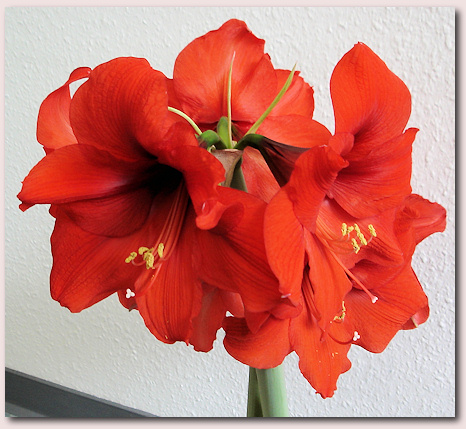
[247, 367, 263, 417]
[247, 366, 289, 417]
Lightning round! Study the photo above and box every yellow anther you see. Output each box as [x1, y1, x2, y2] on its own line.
[125, 252, 137, 264]
[143, 251, 155, 269]
[138, 246, 150, 255]
[341, 223, 348, 236]
[340, 222, 376, 253]
[357, 231, 368, 246]
[157, 243, 165, 259]
[351, 238, 361, 254]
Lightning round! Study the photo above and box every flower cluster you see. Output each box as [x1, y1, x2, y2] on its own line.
[18, 19, 446, 398]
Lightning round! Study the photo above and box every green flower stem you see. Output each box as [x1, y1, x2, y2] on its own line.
[247, 368, 263, 417]
[254, 366, 289, 417]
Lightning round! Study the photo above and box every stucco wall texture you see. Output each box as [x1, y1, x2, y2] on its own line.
[5, 7, 455, 417]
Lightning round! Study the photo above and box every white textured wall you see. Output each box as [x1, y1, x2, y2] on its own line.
[5, 7, 455, 417]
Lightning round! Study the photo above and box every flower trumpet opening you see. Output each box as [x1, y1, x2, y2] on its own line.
[321, 221, 379, 303]
[125, 181, 190, 298]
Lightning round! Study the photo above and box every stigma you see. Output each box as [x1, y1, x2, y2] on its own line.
[333, 301, 346, 322]
[341, 223, 376, 254]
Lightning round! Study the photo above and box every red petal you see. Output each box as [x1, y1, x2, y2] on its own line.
[37, 67, 91, 151]
[331, 43, 412, 148]
[135, 208, 203, 344]
[241, 146, 279, 203]
[244, 137, 308, 187]
[70, 57, 169, 161]
[18, 144, 154, 209]
[329, 128, 415, 218]
[289, 308, 351, 398]
[195, 187, 289, 314]
[270, 70, 314, 117]
[49, 210, 142, 312]
[173, 19, 277, 123]
[400, 194, 447, 244]
[156, 141, 226, 230]
[188, 284, 229, 352]
[303, 230, 352, 332]
[287, 145, 348, 232]
[264, 189, 305, 305]
[223, 316, 291, 369]
[60, 181, 181, 238]
[344, 265, 428, 353]
[402, 305, 429, 330]
[257, 116, 331, 148]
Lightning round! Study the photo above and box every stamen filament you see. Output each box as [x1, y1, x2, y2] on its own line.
[325, 243, 379, 304]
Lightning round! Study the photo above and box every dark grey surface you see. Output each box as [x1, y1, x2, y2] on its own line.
[5, 368, 156, 418]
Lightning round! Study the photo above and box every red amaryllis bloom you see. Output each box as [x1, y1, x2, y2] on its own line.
[17, 57, 291, 350]
[223, 42, 446, 397]
[224, 148, 446, 397]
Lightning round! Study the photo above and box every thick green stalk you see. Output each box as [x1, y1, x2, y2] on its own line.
[255, 366, 289, 417]
[247, 368, 263, 417]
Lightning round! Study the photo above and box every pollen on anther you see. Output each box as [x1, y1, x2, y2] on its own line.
[157, 243, 165, 259]
[341, 223, 348, 236]
[353, 331, 361, 341]
[351, 238, 361, 253]
[368, 224, 377, 237]
[125, 252, 137, 263]
[357, 231, 368, 246]
[138, 246, 150, 255]
[143, 252, 155, 269]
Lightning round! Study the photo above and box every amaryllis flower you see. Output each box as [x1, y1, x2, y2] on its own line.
[17, 57, 292, 350]
[224, 157, 446, 397]
[223, 42, 447, 397]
